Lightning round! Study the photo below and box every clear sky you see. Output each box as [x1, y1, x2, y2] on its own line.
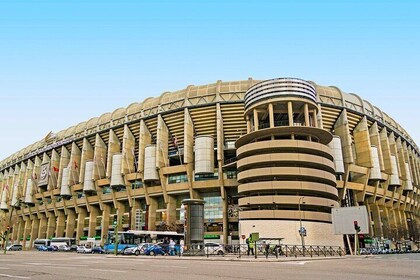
[1, 0, 419, 161]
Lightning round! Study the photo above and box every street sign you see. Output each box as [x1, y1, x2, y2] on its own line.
[331, 206, 369, 235]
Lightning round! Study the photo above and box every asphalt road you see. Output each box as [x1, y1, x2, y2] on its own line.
[0, 252, 419, 280]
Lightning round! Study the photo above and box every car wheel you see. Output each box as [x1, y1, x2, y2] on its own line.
[135, 250, 140, 256]
[149, 251, 155, 256]
[217, 251, 224, 255]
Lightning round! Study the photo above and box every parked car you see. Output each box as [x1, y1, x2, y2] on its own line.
[144, 245, 167, 256]
[50, 245, 59, 251]
[204, 242, 224, 255]
[91, 247, 105, 254]
[58, 245, 71, 252]
[6, 244, 23, 251]
[77, 246, 92, 254]
[70, 245, 78, 252]
[36, 245, 48, 251]
[124, 243, 154, 256]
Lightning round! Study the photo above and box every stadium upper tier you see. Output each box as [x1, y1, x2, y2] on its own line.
[0, 78, 418, 170]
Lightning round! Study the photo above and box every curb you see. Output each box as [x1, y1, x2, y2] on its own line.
[105, 255, 348, 262]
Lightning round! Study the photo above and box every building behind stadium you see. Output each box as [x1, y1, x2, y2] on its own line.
[0, 77, 419, 249]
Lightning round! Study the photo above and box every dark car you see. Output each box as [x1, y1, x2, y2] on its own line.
[70, 245, 78, 252]
[144, 245, 167, 256]
[92, 247, 105, 254]
[37, 245, 54, 251]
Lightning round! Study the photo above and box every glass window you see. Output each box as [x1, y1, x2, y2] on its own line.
[168, 173, 188, 184]
[103, 186, 112, 194]
[131, 180, 143, 189]
[226, 170, 237, 179]
[202, 194, 223, 220]
[194, 171, 218, 181]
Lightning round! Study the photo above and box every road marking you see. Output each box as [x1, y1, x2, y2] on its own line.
[0, 273, 30, 279]
[0, 267, 10, 270]
[90, 268, 126, 273]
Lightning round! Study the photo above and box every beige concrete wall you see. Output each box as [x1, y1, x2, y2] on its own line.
[240, 220, 344, 247]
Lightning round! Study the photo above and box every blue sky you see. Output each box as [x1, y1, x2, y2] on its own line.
[1, 0, 419, 160]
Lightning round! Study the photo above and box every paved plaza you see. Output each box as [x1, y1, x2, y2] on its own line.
[0, 252, 419, 280]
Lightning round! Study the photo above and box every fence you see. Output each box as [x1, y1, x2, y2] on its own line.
[152, 243, 346, 258]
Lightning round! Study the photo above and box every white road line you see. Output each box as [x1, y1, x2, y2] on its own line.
[150, 265, 187, 269]
[90, 268, 126, 273]
[0, 267, 10, 270]
[0, 273, 30, 279]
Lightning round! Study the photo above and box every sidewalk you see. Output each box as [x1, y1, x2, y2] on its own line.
[106, 254, 349, 262]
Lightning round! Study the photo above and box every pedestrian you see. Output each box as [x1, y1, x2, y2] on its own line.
[169, 239, 175, 256]
[247, 234, 254, 256]
[180, 239, 184, 256]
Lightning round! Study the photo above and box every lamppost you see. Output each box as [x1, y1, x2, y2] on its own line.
[298, 196, 306, 249]
[3, 199, 22, 254]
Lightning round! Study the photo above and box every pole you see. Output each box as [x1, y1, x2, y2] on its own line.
[3, 200, 19, 254]
[298, 196, 305, 252]
[113, 214, 120, 256]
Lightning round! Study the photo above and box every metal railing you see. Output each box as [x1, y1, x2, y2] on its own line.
[122, 243, 346, 259]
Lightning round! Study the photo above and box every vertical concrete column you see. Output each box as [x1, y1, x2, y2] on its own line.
[101, 204, 111, 246]
[354, 117, 373, 168]
[400, 210, 409, 239]
[222, 189, 228, 245]
[46, 213, 56, 239]
[380, 128, 393, 175]
[388, 208, 399, 240]
[65, 209, 76, 238]
[379, 205, 390, 238]
[253, 109, 259, 131]
[148, 197, 157, 231]
[22, 217, 31, 248]
[76, 208, 87, 242]
[304, 103, 310, 126]
[268, 103, 274, 128]
[16, 218, 25, 245]
[246, 116, 251, 133]
[38, 214, 48, 239]
[29, 218, 40, 248]
[287, 101, 293, 126]
[312, 110, 318, 128]
[370, 204, 383, 238]
[334, 109, 354, 164]
[166, 195, 177, 225]
[88, 206, 99, 237]
[55, 211, 66, 237]
[12, 217, 22, 242]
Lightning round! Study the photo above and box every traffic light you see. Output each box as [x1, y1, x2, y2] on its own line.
[354, 221, 361, 233]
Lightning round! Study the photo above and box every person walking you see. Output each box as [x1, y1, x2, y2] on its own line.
[169, 239, 175, 256]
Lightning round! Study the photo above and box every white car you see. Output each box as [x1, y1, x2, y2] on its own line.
[76, 246, 92, 254]
[204, 242, 224, 255]
[58, 245, 71, 252]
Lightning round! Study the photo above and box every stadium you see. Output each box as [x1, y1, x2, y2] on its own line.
[0, 77, 419, 251]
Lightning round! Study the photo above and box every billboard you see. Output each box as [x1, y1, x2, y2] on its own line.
[331, 206, 369, 235]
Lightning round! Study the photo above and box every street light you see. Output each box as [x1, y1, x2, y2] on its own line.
[298, 196, 306, 249]
[3, 199, 22, 254]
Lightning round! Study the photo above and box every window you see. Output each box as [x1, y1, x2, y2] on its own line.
[168, 173, 188, 184]
[226, 170, 237, 179]
[102, 186, 112, 194]
[195, 171, 218, 181]
[131, 181, 143, 189]
[202, 194, 223, 220]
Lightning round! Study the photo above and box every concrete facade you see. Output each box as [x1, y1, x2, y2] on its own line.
[0, 77, 419, 248]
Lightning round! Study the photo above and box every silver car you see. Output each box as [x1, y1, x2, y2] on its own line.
[76, 246, 92, 254]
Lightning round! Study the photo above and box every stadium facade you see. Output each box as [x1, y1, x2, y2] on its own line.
[0, 77, 419, 248]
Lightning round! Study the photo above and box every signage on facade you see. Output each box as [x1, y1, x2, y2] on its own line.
[37, 163, 50, 187]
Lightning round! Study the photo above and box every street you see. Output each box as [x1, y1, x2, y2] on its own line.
[0, 252, 419, 280]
